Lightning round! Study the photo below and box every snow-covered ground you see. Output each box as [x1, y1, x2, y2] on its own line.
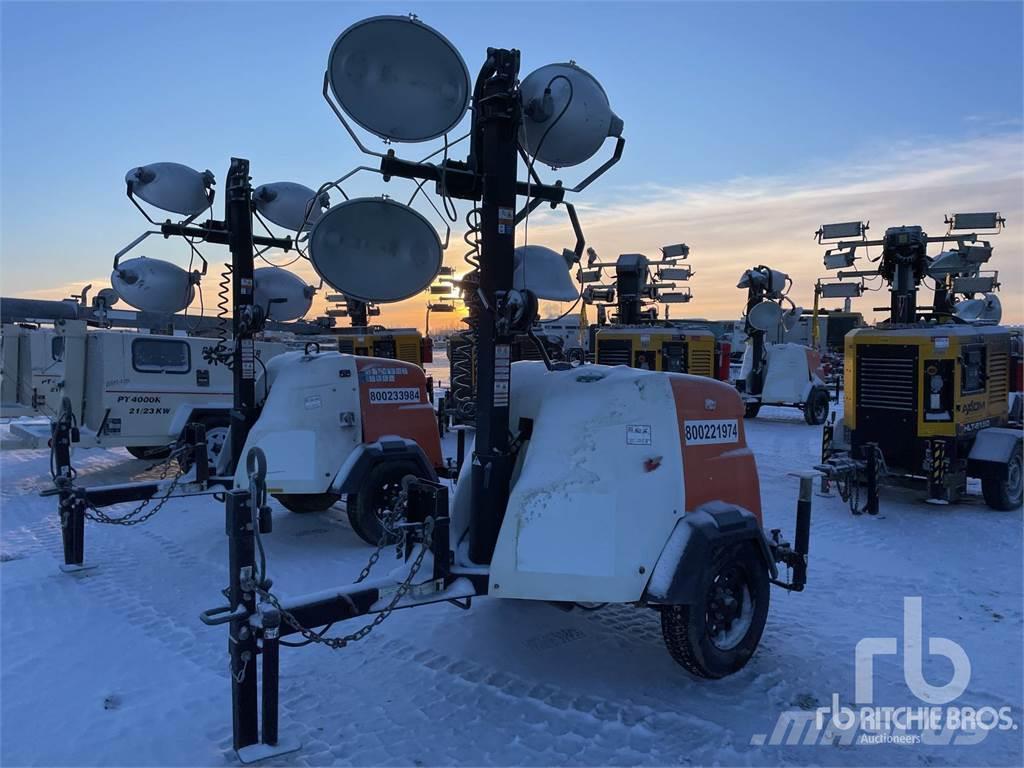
[1, 407, 1022, 766]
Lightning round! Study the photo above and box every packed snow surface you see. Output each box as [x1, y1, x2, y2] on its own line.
[2, 407, 1022, 766]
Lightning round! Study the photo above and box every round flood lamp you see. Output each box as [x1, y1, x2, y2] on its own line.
[327, 15, 470, 143]
[514, 245, 578, 301]
[253, 267, 314, 321]
[125, 162, 213, 217]
[254, 182, 327, 232]
[519, 62, 623, 168]
[747, 300, 783, 332]
[308, 197, 442, 303]
[111, 256, 196, 314]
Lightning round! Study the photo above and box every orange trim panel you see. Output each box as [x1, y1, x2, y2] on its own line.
[669, 376, 762, 522]
[355, 357, 444, 468]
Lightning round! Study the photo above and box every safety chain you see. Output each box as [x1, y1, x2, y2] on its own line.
[80, 448, 188, 526]
[256, 516, 435, 649]
[354, 506, 402, 584]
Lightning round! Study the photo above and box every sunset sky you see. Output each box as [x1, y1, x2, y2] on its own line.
[2, 1, 1021, 330]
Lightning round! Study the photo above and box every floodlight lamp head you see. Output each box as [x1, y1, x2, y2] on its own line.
[513, 245, 578, 301]
[520, 62, 623, 168]
[326, 15, 471, 143]
[586, 246, 600, 267]
[308, 197, 443, 303]
[816, 221, 866, 243]
[253, 267, 314, 321]
[125, 162, 214, 218]
[747, 300, 783, 332]
[111, 255, 198, 314]
[946, 212, 1004, 232]
[254, 182, 329, 231]
[823, 249, 856, 270]
[660, 243, 689, 260]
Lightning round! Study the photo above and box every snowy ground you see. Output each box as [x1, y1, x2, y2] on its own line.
[2, 406, 1022, 767]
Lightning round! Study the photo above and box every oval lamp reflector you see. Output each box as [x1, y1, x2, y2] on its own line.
[327, 15, 470, 143]
[514, 245, 578, 301]
[111, 256, 196, 314]
[747, 300, 783, 331]
[308, 198, 442, 303]
[253, 267, 313, 321]
[519, 62, 622, 168]
[254, 182, 326, 232]
[125, 162, 212, 217]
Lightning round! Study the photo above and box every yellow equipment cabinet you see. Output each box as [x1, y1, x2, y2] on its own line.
[827, 324, 1021, 509]
[334, 328, 426, 367]
[593, 326, 722, 378]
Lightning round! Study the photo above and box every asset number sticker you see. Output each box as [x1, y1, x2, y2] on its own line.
[368, 387, 421, 405]
[684, 419, 739, 445]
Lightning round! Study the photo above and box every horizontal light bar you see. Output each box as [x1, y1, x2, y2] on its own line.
[660, 243, 689, 259]
[660, 291, 692, 303]
[817, 281, 862, 298]
[579, 269, 603, 283]
[818, 221, 865, 241]
[952, 276, 997, 294]
[948, 212, 1002, 231]
[428, 304, 456, 312]
[659, 267, 692, 281]
[437, 266, 456, 276]
[823, 249, 856, 270]
[430, 286, 451, 294]
[327, 309, 348, 317]
[326, 294, 346, 302]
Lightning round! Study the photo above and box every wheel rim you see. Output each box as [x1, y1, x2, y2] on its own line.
[705, 565, 755, 651]
[206, 427, 228, 460]
[815, 398, 828, 421]
[373, 480, 404, 535]
[1007, 456, 1023, 501]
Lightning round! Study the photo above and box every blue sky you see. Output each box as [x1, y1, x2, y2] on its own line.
[2, 1, 1022, 325]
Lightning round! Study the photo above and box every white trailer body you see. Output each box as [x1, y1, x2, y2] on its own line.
[3, 321, 286, 453]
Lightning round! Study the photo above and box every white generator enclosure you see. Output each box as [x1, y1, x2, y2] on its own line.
[741, 341, 823, 405]
[450, 362, 763, 604]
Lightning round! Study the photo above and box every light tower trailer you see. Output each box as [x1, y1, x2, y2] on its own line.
[4, 319, 286, 461]
[191, 17, 816, 762]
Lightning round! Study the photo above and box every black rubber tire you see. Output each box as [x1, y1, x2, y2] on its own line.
[743, 402, 761, 419]
[981, 447, 1023, 511]
[660, 542, 770, 679]
[126, 445, 172, 460]
[175, 418, 230, 474]
[803, 387, 830, 426]
[347, 459, 423, 545]
[273, 493, 341, 514]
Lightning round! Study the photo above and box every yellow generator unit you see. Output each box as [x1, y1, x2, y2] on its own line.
[594, 327, 726, 379]
[334, 328, 427, 367]
[822, 324, 1022, 510]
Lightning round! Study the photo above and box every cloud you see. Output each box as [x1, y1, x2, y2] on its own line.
[519, 132, 1024, 323]
[12, 133, 1022, 329]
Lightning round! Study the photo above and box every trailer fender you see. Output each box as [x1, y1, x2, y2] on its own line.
[331, 436, 437, 496]
[967, 428, 1023, 481]
[643, 502, 777, 605]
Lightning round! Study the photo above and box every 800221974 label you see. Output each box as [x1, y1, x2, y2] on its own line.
[684, 419, 739, 445]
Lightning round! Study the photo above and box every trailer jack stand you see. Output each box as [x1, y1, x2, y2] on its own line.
[769, 473, 814, 591]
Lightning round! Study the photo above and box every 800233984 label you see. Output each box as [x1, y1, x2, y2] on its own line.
[367, 387, 421, 405]
[683, 419, 739, 445]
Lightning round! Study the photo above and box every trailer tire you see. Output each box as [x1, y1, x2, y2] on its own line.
[803, 387, 830, 426]
[981, 447, 1023, 511]
[126, 445, 173, 460]
[743, 402, 761, 419]
[660, 542, 770, 679]
[274, 493, 340, 514]
[347, 459, 422, 545]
